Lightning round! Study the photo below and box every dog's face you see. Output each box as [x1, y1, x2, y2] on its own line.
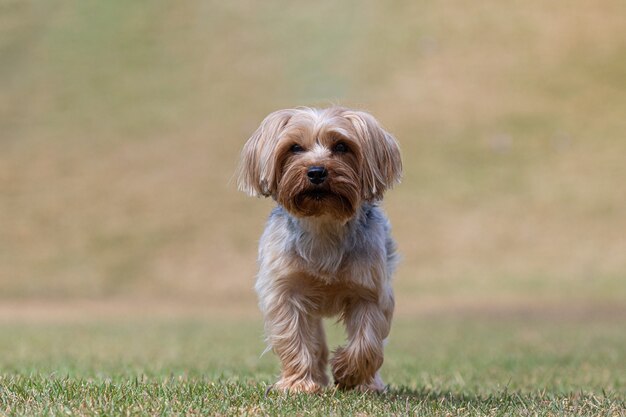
[238, 107, 402, 220]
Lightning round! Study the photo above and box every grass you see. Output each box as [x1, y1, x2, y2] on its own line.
[2, 377, 622, 416]
[1, 316, 624, 416]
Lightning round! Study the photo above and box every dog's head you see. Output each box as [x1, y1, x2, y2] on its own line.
[237, 107, 402, 220]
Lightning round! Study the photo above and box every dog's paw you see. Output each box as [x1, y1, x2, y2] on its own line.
[273, 377, 323, 394]
[331, 346, 382, 390]
[352, 373, 386, 394]
[331, 346, 361, 388]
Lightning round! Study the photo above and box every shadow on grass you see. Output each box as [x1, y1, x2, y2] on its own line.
[258, 382, 625, 415]
[379, 385, 625, 414]
[385, 386, 520, 408]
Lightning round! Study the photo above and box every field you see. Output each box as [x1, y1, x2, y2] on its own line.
[1, 0, 625, 415]
[1, 315, 624, 415]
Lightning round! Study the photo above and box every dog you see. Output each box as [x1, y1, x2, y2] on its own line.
[237, 106, 402, 393]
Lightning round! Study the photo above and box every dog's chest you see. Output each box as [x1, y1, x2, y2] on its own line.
[271, 206, 385, 284]
[292, 231, 348, 278]
[290, 223, 379, 286]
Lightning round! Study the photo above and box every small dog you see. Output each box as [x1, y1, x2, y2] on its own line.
[237, 106, 402, 393]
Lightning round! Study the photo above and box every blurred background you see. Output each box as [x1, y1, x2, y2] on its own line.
[1, 0, 625, 321]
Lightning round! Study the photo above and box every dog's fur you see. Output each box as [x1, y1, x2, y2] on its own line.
[237, 106, 402, 393]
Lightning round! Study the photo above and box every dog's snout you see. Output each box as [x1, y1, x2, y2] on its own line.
[307, 166, 328, 185]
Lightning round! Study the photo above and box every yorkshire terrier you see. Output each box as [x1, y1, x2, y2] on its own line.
[237, 106, 402, 393]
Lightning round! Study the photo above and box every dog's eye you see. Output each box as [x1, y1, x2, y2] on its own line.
[290, 144, 304, 153]
[333, 142, 349, 153]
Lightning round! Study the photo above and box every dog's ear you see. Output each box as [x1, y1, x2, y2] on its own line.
[342, 110, 402, 200]
[237, 109, 294, 197]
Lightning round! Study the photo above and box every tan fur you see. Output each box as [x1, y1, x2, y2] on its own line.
[237, 106, 401, 393]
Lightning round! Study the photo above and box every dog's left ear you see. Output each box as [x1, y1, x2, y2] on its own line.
[343, 110, 402, 200]
[237, 109, 294, 197]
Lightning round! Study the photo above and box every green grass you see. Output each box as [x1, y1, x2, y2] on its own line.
[2, 376, 623, 416]
[1, 317, 624, 415]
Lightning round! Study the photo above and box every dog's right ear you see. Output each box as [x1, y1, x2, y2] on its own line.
[237, 109, 294, 197]
[342, 109, 402, 201]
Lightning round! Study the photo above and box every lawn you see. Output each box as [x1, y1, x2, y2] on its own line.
[1, 314, 624, 415]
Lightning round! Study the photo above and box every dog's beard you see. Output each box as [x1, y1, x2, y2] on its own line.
[293, 188, 354, 219]
[277, 166, 361, 221]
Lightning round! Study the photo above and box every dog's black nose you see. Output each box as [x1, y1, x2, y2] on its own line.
[307, 166, 328, 185]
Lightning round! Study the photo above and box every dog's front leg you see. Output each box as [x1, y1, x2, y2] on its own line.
[332, 298, 392, 393]
[262, 289, 328, 393]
